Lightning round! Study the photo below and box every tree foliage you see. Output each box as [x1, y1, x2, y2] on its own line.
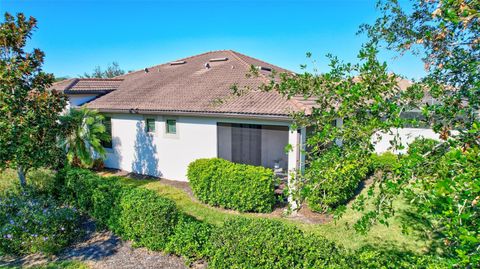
[352, 1, 479, 266]
[81, 61, 125, 78]
[362, 0, 479, 145]
[253, 43, 416, 211]
[252, 0, 479, 266]
[58, 108, 110, 168]
[0, 13, 67, 187]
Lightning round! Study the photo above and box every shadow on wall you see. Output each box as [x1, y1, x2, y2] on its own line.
[105, 136, 123, 170]
[132, 121, 162, 178]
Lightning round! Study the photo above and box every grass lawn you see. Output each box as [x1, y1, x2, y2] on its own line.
[0, 169, 17, 193]
[0, 261, 89, 269]
[116, 175, 426, 252]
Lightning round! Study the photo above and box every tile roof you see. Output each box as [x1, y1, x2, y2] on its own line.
[52, 50, 420, 119]
[84, 50, 302, 117]
[50, 78, 123, 94]
[49, 78, 76, 92]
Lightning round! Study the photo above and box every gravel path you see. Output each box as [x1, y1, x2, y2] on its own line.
[61, 230, 188, 269]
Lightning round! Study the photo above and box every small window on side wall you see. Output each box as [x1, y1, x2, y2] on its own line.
[166, 119, 176, 134]
[102, 116, 113, 149]
[146, 118, 156, 133]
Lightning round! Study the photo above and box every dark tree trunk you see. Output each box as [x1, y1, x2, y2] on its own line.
[17, 166, 27, 188]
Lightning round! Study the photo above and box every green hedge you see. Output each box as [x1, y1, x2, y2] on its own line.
[208, 217, 348, 269]
[370, 152, 401, 172]
[61, 167, 179, 250]
[60, 167, 211, 260]
[119, 188, 178, 250]
[187, 158, 276, 213]
[165, 214, 213, 265]
[407, 138, 440, 155]
[209, 217, 445, 269]
[305, 148, 372, 212]
[59, 167, 444, 268]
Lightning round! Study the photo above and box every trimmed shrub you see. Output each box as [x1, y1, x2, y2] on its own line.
[61, 167, 100, 212]
[188, 158, 276, 213]
[165, 214, 213, 265]
[0, 190, 80, 255]
[119, 188, 179, 250]
[302, 234, 349, 268]
[56, 167, 446, 268]
[90, 177, 125, 231]
[209, 218, 305, 268]
[370, 152, 401, 172]
[351, 246, 450, 269]
[407, 137, 440, 155]
[305, 148, 371, 212]
[60, 167, 179, 250]
[61, 167, 125, 229]
[209, 217, 348, 269]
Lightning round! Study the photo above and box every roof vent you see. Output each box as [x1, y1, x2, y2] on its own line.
[205, 62, 211, 69]
[209, 57, 228, 62]
[144, 68, 149, 73]
[170, 60, 186, 65]
[256, 66, 272, 72]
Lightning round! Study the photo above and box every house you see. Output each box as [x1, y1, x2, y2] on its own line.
[51, 50, 311, 181]
[51, 50, 439, 181]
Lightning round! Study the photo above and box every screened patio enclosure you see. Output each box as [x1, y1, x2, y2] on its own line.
[217, 123, 289, 172]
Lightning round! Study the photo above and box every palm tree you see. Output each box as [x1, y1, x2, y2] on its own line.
[59, 108, 110, 167]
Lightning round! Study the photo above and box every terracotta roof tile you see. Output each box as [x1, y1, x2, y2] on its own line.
[50, 78, 123, 94]
[85, 50, 300, 117]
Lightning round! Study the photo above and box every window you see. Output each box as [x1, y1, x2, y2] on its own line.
[166, 119, 176, 134]
[217, 123, 263, 166]
[146, 118, 156, 133]
[102, 117, 112, 148]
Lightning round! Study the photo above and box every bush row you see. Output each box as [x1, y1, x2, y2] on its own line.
[59, 167, 212, 263]
[210, 217, 347, 268]
[187, 158, 276, 213]
[304, 148, 372, 212]
[210, 217, 448, 269]
[59, 167, 446, 268]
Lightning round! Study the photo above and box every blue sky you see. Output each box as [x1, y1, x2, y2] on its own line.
[1, 0, 425, 79]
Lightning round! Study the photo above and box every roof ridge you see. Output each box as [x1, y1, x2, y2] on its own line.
[227, 50, 271, 85]
[227, 50, 305, 112]
[78, 78, 124, 81]
[50, 78, 74, 86]
[113, 50, 233, 79]
[230, 50, 292, 74]
[64, 78, 79, 91]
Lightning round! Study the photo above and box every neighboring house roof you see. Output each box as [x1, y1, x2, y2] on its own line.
[50, 78, 123, 94]
[290, 77, 417, 114]
[82, 50, 305, 118]
[50, 78, 76, 92]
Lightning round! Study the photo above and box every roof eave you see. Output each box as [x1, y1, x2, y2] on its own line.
[65, 90, 115, 95]
[90, 108, 293, 122]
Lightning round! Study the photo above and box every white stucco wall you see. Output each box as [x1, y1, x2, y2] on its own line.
[104, 113, 291, 181]
[261, 126, 289, 170]
[66, 94, 99, 109]
[374, 128, 440, 154]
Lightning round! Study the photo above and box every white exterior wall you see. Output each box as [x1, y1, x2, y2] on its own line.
[260, 126, 289, 170]
[66, 94, 100, 109]
[374, 128, 440, 154]
[104, 113, 291, 181]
